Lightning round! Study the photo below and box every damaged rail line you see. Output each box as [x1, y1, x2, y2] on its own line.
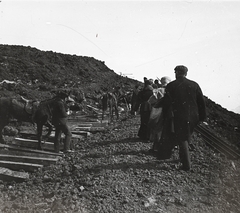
[195, 124, 240, 160]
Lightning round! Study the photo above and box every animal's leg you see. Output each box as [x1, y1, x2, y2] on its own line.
[0, 119, 9, 144]
[115, 104, 119, 120]
[101, 110, 105, 122]
[37, 123, 43, 150]
[123, 97, 130, 112]
[109, 104, 113, 122]
[44, 121, 53, 139]
[0, 128, 5, 144]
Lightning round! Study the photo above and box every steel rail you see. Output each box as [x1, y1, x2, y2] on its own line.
[195, 124, 240, 160]
[198, 131, 238, 159]
[196, 125, 236, 156]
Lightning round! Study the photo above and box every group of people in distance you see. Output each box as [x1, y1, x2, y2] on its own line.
[133, 65, 206, 171]
[55, 64, 206, 170]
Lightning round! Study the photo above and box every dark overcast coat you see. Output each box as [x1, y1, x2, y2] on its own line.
[136, 85, 153, 140]
[162, 76, 206, 142]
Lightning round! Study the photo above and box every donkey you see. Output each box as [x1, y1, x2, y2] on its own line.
[100, 92, 119, 123]
[0, 97, 52, 144]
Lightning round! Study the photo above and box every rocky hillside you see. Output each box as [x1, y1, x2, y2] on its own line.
[0, 44, 139, 100]
[0, 44, 240, 147]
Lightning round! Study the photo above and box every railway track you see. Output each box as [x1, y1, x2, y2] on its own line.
[195, 124, 240, 160]
[0, 111, 108, 182]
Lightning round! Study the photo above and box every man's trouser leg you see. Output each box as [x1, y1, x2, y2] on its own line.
[179, 140, 191, 171]
[62, 124, 72, 151]
[54, 127, 62, 153]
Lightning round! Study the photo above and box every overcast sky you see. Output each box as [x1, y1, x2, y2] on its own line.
[1, 0, 240, 112]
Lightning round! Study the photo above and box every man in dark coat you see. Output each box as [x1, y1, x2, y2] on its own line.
[52, 91, 72, 153]
[157, 65, 206, 170]
[130, 84, 140, 115]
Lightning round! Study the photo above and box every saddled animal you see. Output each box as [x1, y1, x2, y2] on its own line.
[0, 97, 53, 144]
[100, 92, 119, 122]
[111, 87, 132, 112]
[117, 91, 132, 111]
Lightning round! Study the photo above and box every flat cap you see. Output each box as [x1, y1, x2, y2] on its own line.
[174, 65, 188, 74]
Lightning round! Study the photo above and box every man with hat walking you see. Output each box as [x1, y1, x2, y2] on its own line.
[156, 65, 206, 170]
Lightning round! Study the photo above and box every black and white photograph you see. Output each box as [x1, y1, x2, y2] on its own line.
[0, 0, 240, 212]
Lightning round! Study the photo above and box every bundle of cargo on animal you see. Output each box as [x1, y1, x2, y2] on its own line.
[0, 96, 52, 145]
[0, 90, 76, 152]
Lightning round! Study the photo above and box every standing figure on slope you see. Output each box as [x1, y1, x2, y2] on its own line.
[155, 65, 206, 171]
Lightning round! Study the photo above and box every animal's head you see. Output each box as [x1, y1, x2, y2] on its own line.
[69, 103, 83, 111]
[56, 90, 70, 99]
[69, 88, 86, 104]
[95, 93, 105, 109]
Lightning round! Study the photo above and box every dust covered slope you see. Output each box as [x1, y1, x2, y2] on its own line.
[0, 44, 139, 99]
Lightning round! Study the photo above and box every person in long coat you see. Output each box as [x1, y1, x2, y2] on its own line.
[156, 65, 206, 170]
[130, 84, 141, 115]
[135, 80, 153, 141]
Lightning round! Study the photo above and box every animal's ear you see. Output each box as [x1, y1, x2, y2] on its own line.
[67, 96, 75, 102]
[67, 90, 72, 96]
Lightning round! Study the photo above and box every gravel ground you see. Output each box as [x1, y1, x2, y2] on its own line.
[0, 115, 240, 213]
